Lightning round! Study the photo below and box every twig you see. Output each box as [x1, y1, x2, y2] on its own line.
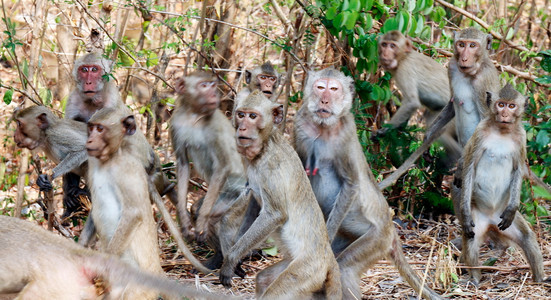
[74, 0, 141, 68]
[0, 83, 40, 105]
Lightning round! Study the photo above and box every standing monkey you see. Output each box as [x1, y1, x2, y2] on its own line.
[85, 108, 163, 299]
[459, 84, 548, 284]
[170, 71, 257, 269]
[379, 27, 500, 189]
[220, 90, 341, 299]
[294, 68, 442, 300]
[376, 31, 461, 161]
[0, 216, 224, 300]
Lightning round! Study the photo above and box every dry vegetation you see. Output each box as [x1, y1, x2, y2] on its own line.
[1, 0, 551, 299]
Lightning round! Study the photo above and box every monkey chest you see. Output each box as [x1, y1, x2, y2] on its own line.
[90, 170, 122, 241]
[473, 141, 516, 208]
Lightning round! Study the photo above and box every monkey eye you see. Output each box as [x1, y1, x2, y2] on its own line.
[96, 125, 104, 133]
[268, 76, 276, 81]
[508, 103, 516, 109]
[469, 42, 477, 48]
[249, 113, 257, 119]
[498, 102, 506, 108]
[91, 66, 99, 72]
[381, 42, 387, 47]
[330, 87, 339, 91]
[316, 85, 325, 90]
[458, 42, 465, 48]
[259, 75, 267, 80]
[389, 43, 395, 49]
[237, 112, 245, 119]
[81, 66, 89, 72]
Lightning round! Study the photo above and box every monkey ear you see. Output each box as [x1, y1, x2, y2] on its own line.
[485, 92, 493, 108]
[245, 70, 252, 84]
[405, 39, 413, 52]
[174, 78, 186, 95]
[272, 105, 284, 125]
[36, 112, 49, 130]
[122, 115, 137, 136]
[524, 96, 530, 111]
[486, 34, 493, 50]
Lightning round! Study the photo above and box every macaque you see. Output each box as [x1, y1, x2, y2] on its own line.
[458, 84, 547, 284]
[220, 90, 341, 299]
[235, 61, 281, 104]
[65, 52, 125, 123]
[13, 106, 88, 194]
[294, 68, 442, 300]
[170, 71, 257, 269]
[379, 27, 500, 189]
[0, 215, 223, 300]
[376, 30, 461, 160]
[85, 108, 164, 299]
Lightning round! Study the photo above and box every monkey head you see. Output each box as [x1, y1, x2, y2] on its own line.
[233, 90, 283, 161]
[14, 106, 55, 150]
[486, 84, 527, 130]
[73, 52, 113, 102]
[175, 71, 220, 114]
[378, 30, 412, 70]
[86, 108, 136, 163]
[245, 61, 280, 97]
[453, 27, 493, 77]
[303, 68, 355, 127]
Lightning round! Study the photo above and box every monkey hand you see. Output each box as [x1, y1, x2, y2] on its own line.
[498, 208, 516, 231]
[461, 218, 475, 239]
[36, 174, 53, 191]
[219, 262, 235, 288]
[371, 127, 389, 141]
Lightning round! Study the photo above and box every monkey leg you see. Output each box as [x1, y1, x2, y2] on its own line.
[257, 258, 328, 299]
[503, 212, 545, 282]
[461, 210, 488, 285]
[61, 172, 88, 220]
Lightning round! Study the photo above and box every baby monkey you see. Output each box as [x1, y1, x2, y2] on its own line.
[459, 84, 548, 284]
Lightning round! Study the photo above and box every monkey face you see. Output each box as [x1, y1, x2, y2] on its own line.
[257, 74, 278, 95]
[14, 120, 41, 150]
[455, 40, 482, 75]
[307, 78, 346, 126]
[195, 80, 219, 113]
[235, 109, 263, 160]
[495, 101, 519, 125]
[77, 64, 105, 96]
[378, 41, 399, 69]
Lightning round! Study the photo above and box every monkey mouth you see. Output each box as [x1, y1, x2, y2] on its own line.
[83, 91, 97, 95]
[316, 109, 332, 118]
[262, 91, 273, 96]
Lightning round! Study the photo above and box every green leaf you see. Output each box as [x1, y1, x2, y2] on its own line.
[396, 10, 410, 32]
[405, 0, 416, 11]
[349, 0, 361, 11]
[142, 20, 151, 32]
[146, 52, 159, 68]
[381, 18, 398, 33]
[370, 85, 383, 100]
[533, 185, 551, 200]
[3, 88, 13, 104]
[333, 12, 348, 29]
[482, 257, 498, 266]
[345, 11, 359, 30]
[341, 0, 350, 11]
[326, 6, 338, 20]
[360, 0, 374, 10]
[361, 13, 373, 31]
[118, 51, 135, 66]
[540, 55, 551, 72]
[408, 14, 418, 36]
[536, 129, 550, 147]
[262, 245, 278, 256]
[535, 75, 551, 85]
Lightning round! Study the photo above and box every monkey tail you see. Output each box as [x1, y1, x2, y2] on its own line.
[388, 233, 443, 300]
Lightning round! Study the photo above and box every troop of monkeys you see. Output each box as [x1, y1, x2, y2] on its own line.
[3, 26, 549, 299]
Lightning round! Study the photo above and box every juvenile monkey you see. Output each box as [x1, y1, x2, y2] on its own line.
[379, 27, 500, 189]
[13, 106, 88, 194]
[0, 215, 223, 300]
[170, 71, 257, 268]
[294, 68, 441, 300]
[235, 61, 281, 104]
[376, 31, 461, 160]
[85, 108, 164, 299]
[459, 84, 547, 284]
[220, 90, 341, 299]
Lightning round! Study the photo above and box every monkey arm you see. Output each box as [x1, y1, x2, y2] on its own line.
[106, 189, 144, 256]
[424, 101, 455, 143]
[219, 192, 283, 287]
[176, 151, 191, 227]
[386, 83, 422, 128]
[325, 157, 360, 242]
[460, 150, 481, 239]
[499, 166, 522, 231]
[195, 167, 230, 242]
[51, 151, 88, 179]
[78, 216, 96, 247]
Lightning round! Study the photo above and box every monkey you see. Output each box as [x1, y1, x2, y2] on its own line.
[0, 215, 225, 300]
[378, 27, 500, 190]
[13, 106, 88, 196]
[65, 52, 125, 123]
[235, 61, 281, 105]
[293, 68, 442, 300]
[85, 108, 166, 299]
[170, 71, 259, 270]
[458, 84, 548, 285]
[375, 30, 461, 161]
[219, 90, 342, 299]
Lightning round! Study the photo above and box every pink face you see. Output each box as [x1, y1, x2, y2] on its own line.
[196, 80, 219, 110]
[312, 78, 344, 119]
[378, 41, 399, 70]
[495, 101, 518, 124]
[455, 40, 480, 74]
[78, 64, 103, 95]
[257, 74, 277, 95]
